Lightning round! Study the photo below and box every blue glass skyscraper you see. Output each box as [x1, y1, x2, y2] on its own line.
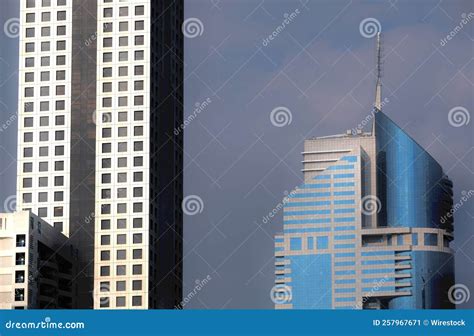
[273, 34, 455, 309]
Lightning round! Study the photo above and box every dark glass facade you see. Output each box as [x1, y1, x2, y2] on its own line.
[375, 111, 455, 308]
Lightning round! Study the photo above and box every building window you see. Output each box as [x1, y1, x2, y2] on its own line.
[424, 233, 438, 246]
[101, 220, 111, 230]
[116, 265, 126, 276]
[132, 296, 142, 307]
[100, 266, 110, 276]
[135, 5, 144, 15]
[132, 280, 142, 290]
[101, 235, 110, 246]
[116, 296, 125, 307]
[116, 281, 126, 291]
[100, 250, 110, 261]
[133, 233, 142, 244]
[117, 234, 126, 244]
[116, 250, 126, 260]
[103, 8, 113, 18]
[132, 264, 142, 275]
[317, 236, 328, 249]
[290, 237, 301, 251]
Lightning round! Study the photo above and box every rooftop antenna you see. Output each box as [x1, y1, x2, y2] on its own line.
[372, 31, 382, 135]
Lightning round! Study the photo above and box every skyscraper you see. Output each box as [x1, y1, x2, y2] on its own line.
[273, 33, 455, 309]
[16, 0, 183, 309]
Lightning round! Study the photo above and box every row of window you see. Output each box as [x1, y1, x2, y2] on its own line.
[100, 218, 143, 230]
[100, 249, 142, 261]
[100, 187, 143, 199]
[103, 50, 144, 62]
[23, 146, 65, 157]
[23, 206, 63, 218]
[99, 264, 143, 276]
[102, 6, 145, 17]
[25, 27, 67, 44]
[24, 70, 67, 82]
[23, 160, 65, 171]
[22, 133, 65, 144]
[23, 191, 64, 202]
[102, 65, 144, 77]
[24, 85, 66, 97]
[99, 294, 142, 308]
[102, 20, 145, 33]
[25, 12, 67, 23]
[25, 0, 67, 8]
[102, 96, 145, 108]
[99, 203, 144, 214]
[23, 130, 64, 142]
[23, 102, 67, 113]
[102, 35, 145, 47]
[23, 116, 66, 126]
[23, 176, 64, 187]
[100, 156, 144, 168]
[100, 142, 144, 153]
[24, 41, 66, 56]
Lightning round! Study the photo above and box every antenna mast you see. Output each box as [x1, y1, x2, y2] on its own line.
[372, 32, 382, 135]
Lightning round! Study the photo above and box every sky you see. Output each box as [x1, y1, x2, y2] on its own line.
[0, 0, 473, 309]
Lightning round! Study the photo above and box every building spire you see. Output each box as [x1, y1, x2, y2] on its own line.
[372, 32, 382, 135]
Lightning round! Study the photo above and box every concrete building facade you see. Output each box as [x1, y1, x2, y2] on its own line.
[0, 211, 76, 309]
